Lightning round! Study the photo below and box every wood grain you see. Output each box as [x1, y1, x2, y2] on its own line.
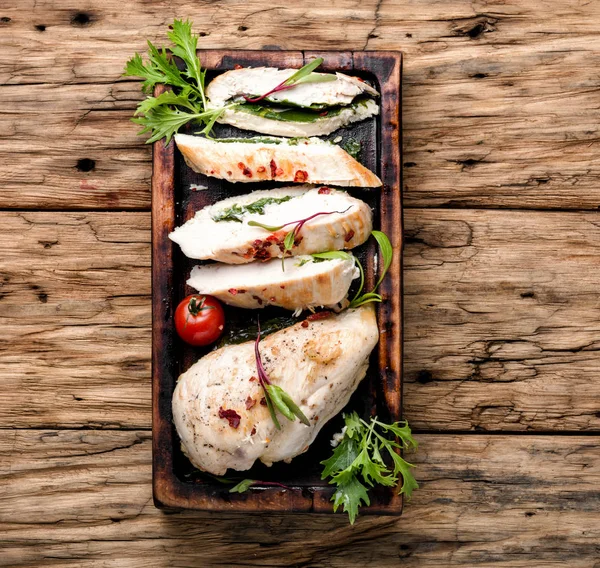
[404, 209, 600, 432]
[2, 0, 599, 210]
[0, 212, 151, 429]
[1, 209, 598, 432]
[3, 1, 600, 563]
[1, 429, 598, 567]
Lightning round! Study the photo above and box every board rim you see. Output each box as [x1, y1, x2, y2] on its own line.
[152, 49, 404, 514]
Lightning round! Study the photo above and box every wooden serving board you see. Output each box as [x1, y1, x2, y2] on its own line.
[152, 50, 403, 514]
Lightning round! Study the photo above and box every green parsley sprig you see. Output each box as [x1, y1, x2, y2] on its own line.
[123, 19, 231, 143]
[321, 412, 418, 524]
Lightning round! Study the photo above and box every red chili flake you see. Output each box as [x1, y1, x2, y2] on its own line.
[257, 166, 266, 173]
[266, 235, 279, 243]
[234, 64, 243, 70]
[228, 288, 238, 295]
[319, 111, 328, 117]
[307, 311, 333, 321]
[227, 170, 233, 176]
[270, 159, 278, 178]
[237, 289, 247, 294]
[294, 170, 309, 183]
[253, 295, 263, 305]
[242, 167, 252, 177]
[344, 229, 355, 242]
[254, 249, 271, 261]
[260, 397, 267, 406]
[301, 320, 309, 328]
[280, 285, 285, 289]
[210, 170, 215, 174]
[218, 407, 241, 429]
[318, 187, 331, 194]
[237, 162, 245, 170]
[253, 239, 263, 247]
[245, 396, 256, 410]
[251, 426, 257, 435]
[249, 376, 257, 382]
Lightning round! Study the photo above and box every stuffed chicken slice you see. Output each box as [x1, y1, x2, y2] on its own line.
[187, 254, 357, 311]
[169, 185, 372, 263]
[172, 305, 379, 475]
[206, 66, 379, 137]
[174, 134, 382, 187]
[207, 67, 379, 109]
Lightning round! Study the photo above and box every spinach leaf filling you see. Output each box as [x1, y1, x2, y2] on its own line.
[212, 195, 296, 223]
[230, 96, 373, 124]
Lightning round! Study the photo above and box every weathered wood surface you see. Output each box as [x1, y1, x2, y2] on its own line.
[0, 212, 151, 429]
[1, 430, 598, 567]
[3, 0, 600, 564]
[1, 210, 598, 432]
[2, 0, 600, 209]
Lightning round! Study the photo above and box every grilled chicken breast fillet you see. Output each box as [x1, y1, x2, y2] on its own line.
[174, 134, 382, 187]
[172, 305, 379, 475]
[169, 186, 372, 263]
[188, 255, 357, 311]
[206, 67, 379, 108]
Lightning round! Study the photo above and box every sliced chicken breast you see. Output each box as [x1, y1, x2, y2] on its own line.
[169, 185, 372, 263]
[172, 305, 379, 475]
[187, 254, 357, 311]
[214, 98, 379, 138]
[206, 67, 379, 109]
[174, 134, 382, 187]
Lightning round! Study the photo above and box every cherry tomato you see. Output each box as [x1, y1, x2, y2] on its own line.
[174, 295, 225, 346]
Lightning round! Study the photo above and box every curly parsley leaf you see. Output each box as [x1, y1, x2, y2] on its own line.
[331, 473, 370, 525]
[321, 412, 418, 524]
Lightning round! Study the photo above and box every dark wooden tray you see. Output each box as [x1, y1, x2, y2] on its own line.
[152, 50, 403, 514]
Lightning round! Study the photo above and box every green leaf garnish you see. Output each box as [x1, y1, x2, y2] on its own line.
[321, 412, 418, 524]
[255, 319, 309, 430]
[311, 251, 353, 262]
[213, 196, 295, 223]
[281, 57, 330, 87]
[243, 57, 336, 103]
[124, 19, 233, 143]
[348, 230, 393, 309]
[229, 478, 256, 493]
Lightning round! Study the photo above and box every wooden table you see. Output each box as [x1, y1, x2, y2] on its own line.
[2, 1, 599, 566]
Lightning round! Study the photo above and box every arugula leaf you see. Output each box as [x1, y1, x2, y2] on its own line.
[311, 251, 353, 262]
[229, 479, 256, 493]
[321, 412, 418, 524]
[266, 384, 296, 422]
[371, 230, 393, 289]
[348, 230, 393, 309]
[243, 57, 336, 104]
[282, 57, 329, 86]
